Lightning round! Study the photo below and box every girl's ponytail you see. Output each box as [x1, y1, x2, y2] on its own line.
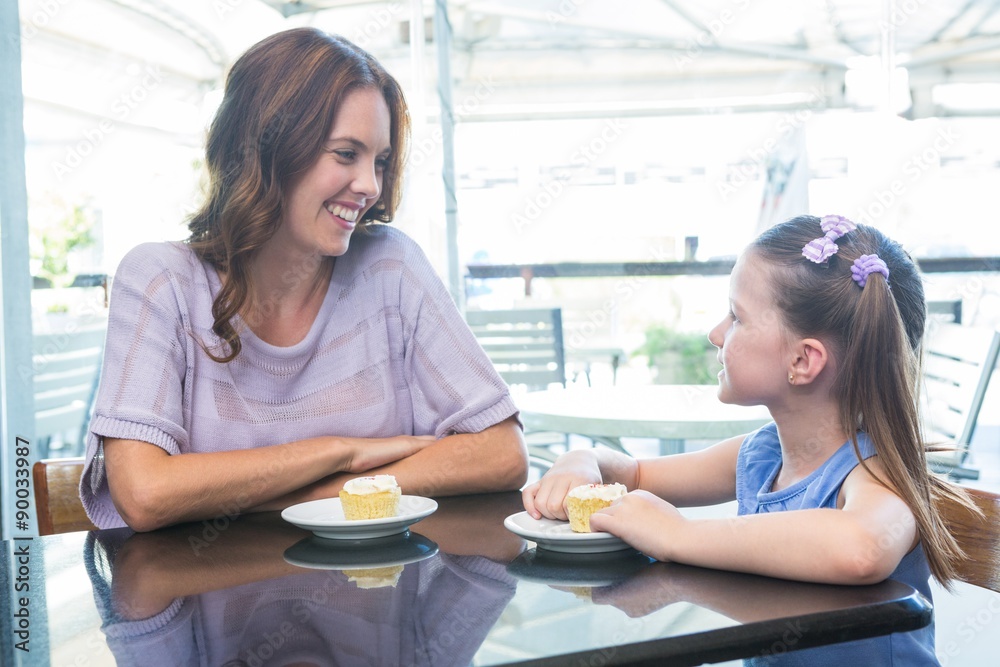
[752, 216, 970, 584]
[839, 256, 964, 582]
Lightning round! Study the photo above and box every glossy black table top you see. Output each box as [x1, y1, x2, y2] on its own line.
[1, 492, 932, 666]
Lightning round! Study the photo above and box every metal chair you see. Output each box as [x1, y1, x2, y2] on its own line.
[32, 457, 97, 536]
[939, 487, 1000, 592]
[32, 324, 105, 458]
[465, 308, 566, 391]
[525, 454, 555, 485]
[926, 299, 963, 324]
[466, 308, 568, 462]
[922, 322, 1000, 480]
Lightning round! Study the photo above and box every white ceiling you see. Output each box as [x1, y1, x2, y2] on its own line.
[265, 0, 1000, 117]
[17, 0, 1000, 146]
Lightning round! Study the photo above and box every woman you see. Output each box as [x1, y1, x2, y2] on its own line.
[81, 27, 527, 531]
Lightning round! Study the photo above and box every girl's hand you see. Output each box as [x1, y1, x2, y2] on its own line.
[589, 490, 684, 561]
[339, 435, 437, 473]
[522, 450, 602, 521]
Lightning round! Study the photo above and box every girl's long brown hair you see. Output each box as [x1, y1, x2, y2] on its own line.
[752, 215, 974, 584]
[187, 28, 410, 362]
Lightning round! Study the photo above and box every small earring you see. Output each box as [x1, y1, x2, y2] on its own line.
[788, 373, 795, 384]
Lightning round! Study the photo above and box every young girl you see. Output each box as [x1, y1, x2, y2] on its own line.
[523, 214, 974, 665]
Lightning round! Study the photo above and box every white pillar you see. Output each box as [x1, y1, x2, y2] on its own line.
[1, 0, 38, 538]
[433, 0, 462, 310]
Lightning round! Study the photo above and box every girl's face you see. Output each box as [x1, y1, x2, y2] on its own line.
[274, 87, 391, 260]
[708, 252, 796, 407]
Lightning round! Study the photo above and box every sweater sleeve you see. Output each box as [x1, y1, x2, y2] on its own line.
[395, 235, 519, 438]
[80, 243, 193, 527]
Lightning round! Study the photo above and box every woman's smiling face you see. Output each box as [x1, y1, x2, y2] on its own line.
[274, 87, 392, 260]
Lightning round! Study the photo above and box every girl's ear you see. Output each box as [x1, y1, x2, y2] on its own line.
[789, 338, 829, 385]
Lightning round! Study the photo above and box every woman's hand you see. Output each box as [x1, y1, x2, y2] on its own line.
[338, 435, 437, 473]
[522, 450, 603, 521]
[589, 490, 684, 562]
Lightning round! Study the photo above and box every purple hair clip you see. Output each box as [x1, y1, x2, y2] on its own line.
[851, 254, 889, 288]
[802, 215, 857, 263]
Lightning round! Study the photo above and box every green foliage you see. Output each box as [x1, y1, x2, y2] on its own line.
[30, 202, 96, 284]
[635, 324, 720, 384]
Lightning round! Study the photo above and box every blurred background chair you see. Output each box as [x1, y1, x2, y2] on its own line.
[938, 486, 1000, 592]
[526, 453, 555, 485]
[466, 308, 569, 462]
[33, 457, 97, 536]
[927, 298, 963, 324]
[465, 308, 566, 391]
[922, 321, 1000, 480]
[32, 324, 105, 459]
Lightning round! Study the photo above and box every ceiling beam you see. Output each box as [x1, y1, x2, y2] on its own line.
[461, 1, 849, 68]
[906, 34, 1000, 67]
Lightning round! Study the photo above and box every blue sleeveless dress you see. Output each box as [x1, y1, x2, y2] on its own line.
[737, 422, 939, 666]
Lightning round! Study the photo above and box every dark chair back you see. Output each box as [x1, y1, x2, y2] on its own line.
[32, 457, 98, 536]
[927, 299, 962, 324]
[939, 487, 1000, 593]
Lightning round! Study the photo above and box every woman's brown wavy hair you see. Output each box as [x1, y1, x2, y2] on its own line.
[751, 215, 975, 585]
[187, 27, 410, 362]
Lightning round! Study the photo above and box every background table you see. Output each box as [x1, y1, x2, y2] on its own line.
[1, 492, 932, 667]
[517, 384, 773, 454]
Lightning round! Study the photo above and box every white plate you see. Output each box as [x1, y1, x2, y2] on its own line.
[503, 511, 632, 554]
[284, 532, 439, 570]
[281, 495, 438, 540]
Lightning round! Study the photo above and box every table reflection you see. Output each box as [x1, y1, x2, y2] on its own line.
[83, 496, 527, 667]
[13, 492, 930, 667]
[505, 547, 934, 665]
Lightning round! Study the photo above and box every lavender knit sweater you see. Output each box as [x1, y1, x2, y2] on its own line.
[81, 225, 518, 528]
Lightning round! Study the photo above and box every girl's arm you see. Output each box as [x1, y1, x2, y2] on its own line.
[634, 435, 742, 505]
[523, 434, 744, 521]
[590, 458, 917, 585]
